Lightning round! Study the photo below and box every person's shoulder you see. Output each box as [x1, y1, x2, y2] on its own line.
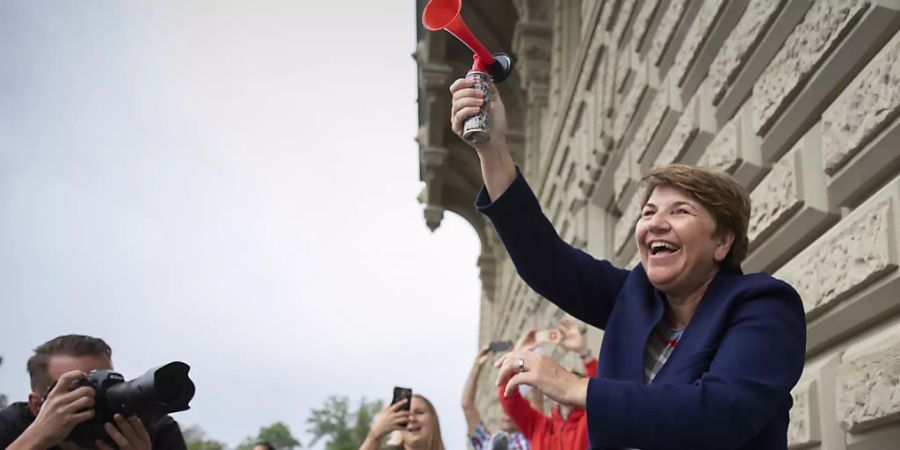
[739, 271, 801, 298]
[0, 403, 33, 448]
[146, 414, 186, 447]
[729, 270, 805, 315]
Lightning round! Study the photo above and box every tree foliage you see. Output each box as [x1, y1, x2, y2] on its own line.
[237, 421, 302, 450]
[306, 396, 383, 450]
[182, 424, 227, 450]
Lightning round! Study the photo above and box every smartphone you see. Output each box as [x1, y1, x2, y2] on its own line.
[488, 340, 513, 352]
[535, 329, 562, 345]
[392, 386, 412, 427]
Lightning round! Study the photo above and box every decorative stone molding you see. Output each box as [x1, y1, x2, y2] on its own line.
[631, 0, 661, 53]
[647, 0, 689, 66]
[614, 145, 638, 209]
[708, 0, 784, 105]
[613, 71, 649, 147]
[788, 380, 822, 449]
[700, 117, 740, 173]
[742, 124, 838, 274]
[670, 0, 726, 87]
[613, 194, 642, 256]
[776, 199, 896, 320]
[837, 337, 900, 433]
[714, 1, 814, 127]
[753, 0, 868, 136]
[632, 87, 673, 163]
[423, 204, 444, 232]
[822, 30, 900, 176]
[747, 154, 800, 245]
[611, 0, 639, 48]
[658, 96, 700, 167]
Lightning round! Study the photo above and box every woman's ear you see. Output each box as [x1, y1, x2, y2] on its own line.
[714, 231, 735, 263]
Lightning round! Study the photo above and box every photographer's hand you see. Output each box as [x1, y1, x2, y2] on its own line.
[9, 370, 96, 450]
[95, 414, 151, 450]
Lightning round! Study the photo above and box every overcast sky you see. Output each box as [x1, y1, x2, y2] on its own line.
[0, 1, 484, 448]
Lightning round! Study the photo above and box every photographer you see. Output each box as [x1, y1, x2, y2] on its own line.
[0, 334, 187, 450]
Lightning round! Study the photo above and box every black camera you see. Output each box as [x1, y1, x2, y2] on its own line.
[53, 361, 196, 448]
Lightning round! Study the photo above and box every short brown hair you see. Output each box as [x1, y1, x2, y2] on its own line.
[26, 334, 112, 393]
[639, 164, 751, 270]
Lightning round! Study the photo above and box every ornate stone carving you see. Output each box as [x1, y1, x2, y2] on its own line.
[670, 0, 727, 87]
[614, 195, 642, 255]
[837, 340, 900, 432]
[788, 381, 821, 448]
[699, 117, 739, 173]
[747, 154, 801, 244]
[708, 0, 783, 104]
[648, 0, 689, 65]
[822, 31, 900, 176]
[776, 201, 897, 319]
[656, 98, 698, 167]
[424, 205, 444, 232]
[753, 0, 868, 135]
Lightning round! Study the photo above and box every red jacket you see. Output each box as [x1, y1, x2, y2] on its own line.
[498, 359, 597, 450]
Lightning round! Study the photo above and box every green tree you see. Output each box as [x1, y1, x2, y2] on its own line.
[306, 396, 383, 450]
[182, 424, 227, 450]
[237, 421, 302, 450]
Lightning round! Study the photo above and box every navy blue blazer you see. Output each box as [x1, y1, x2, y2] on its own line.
[476, 172, 806, 450]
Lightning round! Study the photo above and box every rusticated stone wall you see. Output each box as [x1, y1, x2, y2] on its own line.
[414, 0, 900, 445]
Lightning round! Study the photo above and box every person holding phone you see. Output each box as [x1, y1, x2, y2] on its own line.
[449, 77, 805, 450]
[497, 319, 595, 450]
[360, 393, 446, 450]
[462, 346, 528, 450]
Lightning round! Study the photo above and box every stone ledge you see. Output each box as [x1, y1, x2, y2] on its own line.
[756, 4, 900, 164]
[743, 123, 838, 274]
[753, 0, 868, 136]
[708, 0, 787, 107]
[822, 28, 900, 176]
[828, 114, 900, 208]
[776, 175, 900, 322]
[714, 0, 812, 127]
[697, 99, 766, 190]
[788, 380, 822, 449]
[837, 335, 900, 433]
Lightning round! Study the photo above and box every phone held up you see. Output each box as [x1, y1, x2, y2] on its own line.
[488, 340, 513, 352]
[535, 329, 562, 345]
[392, 386, 412, 426]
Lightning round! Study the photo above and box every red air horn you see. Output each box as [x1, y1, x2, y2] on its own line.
[423, 0, 514, 144]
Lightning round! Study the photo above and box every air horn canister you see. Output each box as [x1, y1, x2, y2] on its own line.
[422, 0, 514, 144]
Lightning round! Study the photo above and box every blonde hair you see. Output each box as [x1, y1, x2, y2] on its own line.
[640, 164, 751, 270]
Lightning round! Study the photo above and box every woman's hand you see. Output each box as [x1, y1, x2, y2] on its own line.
[449, 78, 508, 152]
[367, 399, 409, 441]
[473, 346, 492, 367]
[514, 329, 538, 351]
[559, 318, 588, 355]
[494, 350, 588, 408]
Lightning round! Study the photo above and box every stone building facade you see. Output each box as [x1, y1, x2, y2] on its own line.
[414, 1, 900, 448]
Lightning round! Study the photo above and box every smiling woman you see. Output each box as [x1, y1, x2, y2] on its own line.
[360, 395, 446, 450]
[448, 76, 807, 450]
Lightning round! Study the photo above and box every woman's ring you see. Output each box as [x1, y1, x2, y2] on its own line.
[517, 358, 525, 373]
